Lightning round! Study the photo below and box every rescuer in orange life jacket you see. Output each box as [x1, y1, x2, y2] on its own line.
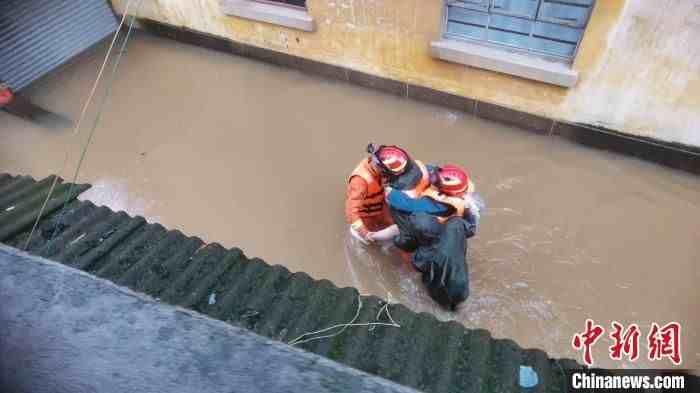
[382, 164, 483, 310]
[345, 144, 433, 244]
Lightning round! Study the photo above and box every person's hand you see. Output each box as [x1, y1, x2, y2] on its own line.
[359, 226, 374, 242]
[350, 223, 373, 245]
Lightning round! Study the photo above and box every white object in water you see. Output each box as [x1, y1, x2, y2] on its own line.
[464, 192, 486, 230]
[465, 192, 486, 217]
[519, 365, 539, 388]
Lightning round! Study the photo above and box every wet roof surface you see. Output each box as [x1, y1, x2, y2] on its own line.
[0, 173, 581, 393]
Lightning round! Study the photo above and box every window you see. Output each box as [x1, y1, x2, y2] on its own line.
[444, 0, 595, 61]
[257, 0, 306, 8]
[221, 0, 315, 32]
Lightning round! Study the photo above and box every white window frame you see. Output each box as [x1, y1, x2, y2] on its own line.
[254, 0, 306, 10]
[220, 0, 315, 32]
[431, 0, 597, 87]
[441, 0, 596, 63]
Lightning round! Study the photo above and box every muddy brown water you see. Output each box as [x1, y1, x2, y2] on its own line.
[1, 31, 698, 370]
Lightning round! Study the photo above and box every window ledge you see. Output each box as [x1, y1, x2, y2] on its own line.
[221, 0, 315, 32]
[430, 39, 578, 88]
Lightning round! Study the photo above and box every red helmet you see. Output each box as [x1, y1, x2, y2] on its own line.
[436, 164, 469, 196]
[368, 144, 409, 175]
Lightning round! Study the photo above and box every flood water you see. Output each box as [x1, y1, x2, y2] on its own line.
[1, 31, 698, 370]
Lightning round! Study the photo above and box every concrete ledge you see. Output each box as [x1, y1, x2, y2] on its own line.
[0, 244, 419, 393]
[221, 0, 315, 32]
[476, 101, 554, 134]
[430, 39, 579, 88]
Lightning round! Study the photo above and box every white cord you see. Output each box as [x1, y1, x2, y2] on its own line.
[289, 294, 401, 346]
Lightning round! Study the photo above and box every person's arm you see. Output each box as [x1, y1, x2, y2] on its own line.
[367, 225, 399, 242]
[386, 188, 450, 216]
[345, 176, 372, 242]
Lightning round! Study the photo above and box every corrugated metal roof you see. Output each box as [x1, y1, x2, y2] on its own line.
[0, 173, 582, 393]
[0, 0, 118, 91]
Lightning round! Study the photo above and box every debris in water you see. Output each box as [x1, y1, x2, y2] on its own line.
[519, 365, 539, 388]
[208, 293, 216, 305]
[5, 206, 15, 211]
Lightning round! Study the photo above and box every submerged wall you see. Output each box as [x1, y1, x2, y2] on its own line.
[111, 0, 700, 148]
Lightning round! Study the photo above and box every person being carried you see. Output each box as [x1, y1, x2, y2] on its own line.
[345, 144, 433, 244]
[379, 164, 482, 310]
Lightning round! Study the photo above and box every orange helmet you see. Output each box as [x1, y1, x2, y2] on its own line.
[436, 164, 469, 196]
[367, 144, 409, 175]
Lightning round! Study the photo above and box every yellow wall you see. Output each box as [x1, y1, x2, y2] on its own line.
[112, 0, 700, 147]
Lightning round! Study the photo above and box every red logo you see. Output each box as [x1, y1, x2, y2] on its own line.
[572, 320, 682, 367]
[609, 321, 640, 362]
[572, 319, 605, 366]
[647, 322, 682, 365]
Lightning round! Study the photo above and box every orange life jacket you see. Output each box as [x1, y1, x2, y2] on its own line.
[421, 186, 466, 224]
[348, 159, 385, 218]
[348, 158, 432, 218]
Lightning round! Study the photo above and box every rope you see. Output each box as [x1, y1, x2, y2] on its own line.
[23, 0, 140, 250]
[51, 3, 143, 241]
[288, 293, 401, 346]
[369, 293, 398, 332]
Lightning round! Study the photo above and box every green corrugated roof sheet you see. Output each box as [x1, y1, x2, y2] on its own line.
[0, 173, 581, 393]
